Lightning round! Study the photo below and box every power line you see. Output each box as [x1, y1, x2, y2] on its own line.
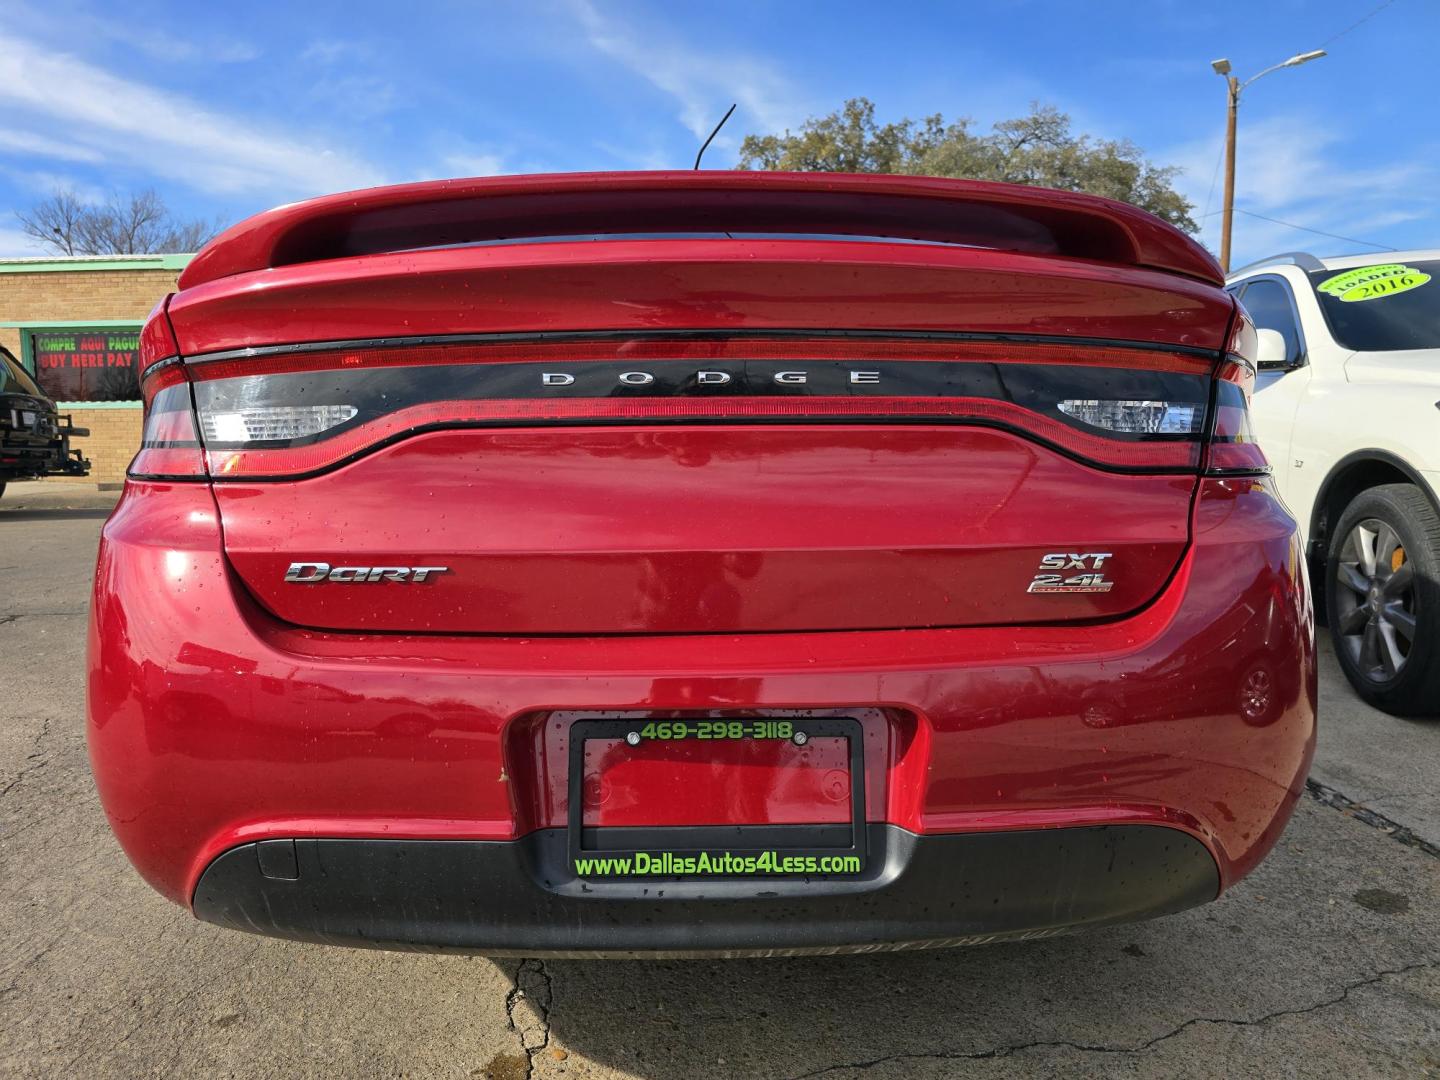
[1319, 0, 1399, 48]
[1232, 209, 1396, 251]
[1199, 139, 1225, 242]
[1204, 1, 1402, 261]
[1200, 207, 1396, 251]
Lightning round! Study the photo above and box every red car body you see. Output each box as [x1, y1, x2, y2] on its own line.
[88, 172, 1315, 955]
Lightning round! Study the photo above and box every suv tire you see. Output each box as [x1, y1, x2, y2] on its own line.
[1326, 483, 1440, 717]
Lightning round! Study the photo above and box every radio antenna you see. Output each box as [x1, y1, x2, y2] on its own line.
[694, 103, 737, 170]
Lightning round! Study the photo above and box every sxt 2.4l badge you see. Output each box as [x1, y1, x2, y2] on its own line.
[1027, 553, 1114, 594]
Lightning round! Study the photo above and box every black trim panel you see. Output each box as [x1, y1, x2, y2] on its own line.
[191, 824, 1220, 957]
[194, 359, 1209, 449]
[126, 472, 207, 482]
[139, 354, 181, 381]
[191, 355, 1211, 481]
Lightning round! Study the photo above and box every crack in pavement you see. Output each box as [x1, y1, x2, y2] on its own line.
[1, 717, 53, 797]
[0, 610, 87, 623]
[786, 960, 1437, 1078]
[1306, 778, 1440, 859]
[0, 936, 63, 998]
[504, 958, 554, 1078]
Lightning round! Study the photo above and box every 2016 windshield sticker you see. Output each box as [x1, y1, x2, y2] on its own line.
[1317, 264, 1432, 303]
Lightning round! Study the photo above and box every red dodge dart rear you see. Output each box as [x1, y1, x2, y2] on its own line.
[87, 172, 1315, 956]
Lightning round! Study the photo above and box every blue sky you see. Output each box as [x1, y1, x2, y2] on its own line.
[0, 0, 1435, 266]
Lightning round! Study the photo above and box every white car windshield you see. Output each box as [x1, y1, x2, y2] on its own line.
[1308, 260, 1440, 351]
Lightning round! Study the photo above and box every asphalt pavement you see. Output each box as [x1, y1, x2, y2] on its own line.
[2, 480, 1437, 1079]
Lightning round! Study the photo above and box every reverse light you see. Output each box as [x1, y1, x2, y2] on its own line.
[1057, 399, 1203, 435]
[200, 405, 358, 443]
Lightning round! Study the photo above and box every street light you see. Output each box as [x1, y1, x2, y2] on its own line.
[1212, 49, 1326, 273]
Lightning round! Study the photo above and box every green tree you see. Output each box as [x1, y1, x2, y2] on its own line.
[738, 99, 1196, 232]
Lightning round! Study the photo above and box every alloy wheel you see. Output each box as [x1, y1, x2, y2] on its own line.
[1333, 517, 1418, 682]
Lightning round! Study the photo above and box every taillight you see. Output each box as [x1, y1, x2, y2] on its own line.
[131, 302, 206, 479]
[1205, 307, 1268, 476]
[180, 337, 1216, 479]
[130, 381, 206, 479]
[1225, 308, 1259, 397]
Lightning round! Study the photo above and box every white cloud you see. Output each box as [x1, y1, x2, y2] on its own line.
[441, 152, 509, 177]
[1165, 114, 1439, 263]
[106, 25, 258, 64]
[594, 140, 675, 171]
[309, 74, 400, 120]
[4, 1, 258, 64]
[568, 0, 807, 148]
[295, 40, 398, 120]
[301, 39, 373, 65]
[0, 223, 55, 257]
[11, 169, 106, 203]
[0, 29, 387, 200]
[0, 128, 104, 164]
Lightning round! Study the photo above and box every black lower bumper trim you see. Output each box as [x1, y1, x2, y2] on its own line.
[192, 824, 1219, 957]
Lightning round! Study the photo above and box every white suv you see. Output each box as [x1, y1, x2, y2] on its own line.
[1227, 252, 1439, 715]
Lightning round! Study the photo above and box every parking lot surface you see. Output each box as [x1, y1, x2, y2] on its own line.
[2, 484, 1437, 1079]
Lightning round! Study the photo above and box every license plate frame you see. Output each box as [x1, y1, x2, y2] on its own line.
[567, 716, 867, 879]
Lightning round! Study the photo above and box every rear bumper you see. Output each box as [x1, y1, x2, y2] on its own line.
[193, 825, 1218, 956]
[88, 476, 1316, 951]
[1, 428, 90, 478]
[0, 441, 70, 476]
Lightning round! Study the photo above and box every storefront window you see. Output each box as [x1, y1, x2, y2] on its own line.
[29, 328, 142, 402]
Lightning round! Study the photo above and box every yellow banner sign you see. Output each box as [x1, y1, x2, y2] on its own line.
[1316, 264, 1432, 303]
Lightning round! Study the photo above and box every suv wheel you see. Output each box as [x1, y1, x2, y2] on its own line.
[1326, 483, 1440, 717]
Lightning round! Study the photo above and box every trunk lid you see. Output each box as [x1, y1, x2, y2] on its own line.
[157, 172, 1232, 635]
[212, 421, 1198, 633]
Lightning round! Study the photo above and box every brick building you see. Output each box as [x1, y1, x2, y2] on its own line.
[0, 254, 189, 483]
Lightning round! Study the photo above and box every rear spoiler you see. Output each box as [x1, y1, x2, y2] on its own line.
[179, 171, 1222, 290]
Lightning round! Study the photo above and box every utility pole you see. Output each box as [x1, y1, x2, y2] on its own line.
[1220, 73, 1239, 275]
[1210, 50, 1327, 274]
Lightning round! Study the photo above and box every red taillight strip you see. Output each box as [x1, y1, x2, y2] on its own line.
[130, 447, 207, 478]
[140, 358, 188, 406]
[188, 336, 1214, 382]
[207, 395, 1200, 478]
[1205, 376, 1269, 475]
[1226, 307, 1258, 365]
[130, 381, 207, 479]
[141, 407, 199, 443]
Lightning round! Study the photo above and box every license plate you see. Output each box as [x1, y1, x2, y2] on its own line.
[21, 411, 36, 427]
[567, 717, 867, 880]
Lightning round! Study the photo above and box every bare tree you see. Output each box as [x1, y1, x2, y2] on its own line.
[18, 190, 90, 255]
[16, 189, 221, 255]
